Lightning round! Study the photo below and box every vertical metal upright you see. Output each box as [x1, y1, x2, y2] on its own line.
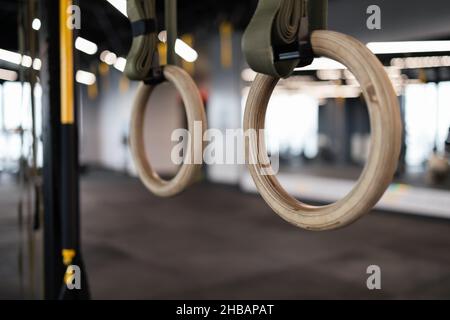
[165, 0, 178, 66]
[40, 0, 65, 300]
[40, 0, 89, 299]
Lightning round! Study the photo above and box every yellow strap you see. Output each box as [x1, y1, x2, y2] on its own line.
[60, 0, 74, 124]
[63, 265, 77, 285]
[220, 23, 233, 69]
[125, 0, 159, 80]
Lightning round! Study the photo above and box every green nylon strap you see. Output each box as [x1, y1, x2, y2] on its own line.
[125, 0, 158, 81]
[242, 0, 328, 78]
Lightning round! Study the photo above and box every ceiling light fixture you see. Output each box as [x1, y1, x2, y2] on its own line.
[367, 40, 450, 54]
[0, 68, 18, 81]
[75, 37, 98, 55]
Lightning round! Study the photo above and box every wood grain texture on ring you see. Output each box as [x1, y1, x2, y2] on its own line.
[244, 30, 402, 231]
[130, 65, 207, 197]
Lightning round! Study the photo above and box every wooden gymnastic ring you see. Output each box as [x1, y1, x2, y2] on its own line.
[244, 30, 402, 231]
[130, 65, 207, 197]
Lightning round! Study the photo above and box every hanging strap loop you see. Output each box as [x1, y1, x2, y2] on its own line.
[244, 30, 402, 230]
[125, 0, 161, 81]
[131, 18, 157, 37]
[242, 0, 327, 78]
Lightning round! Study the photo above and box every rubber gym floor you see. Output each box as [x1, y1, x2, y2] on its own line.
[1, 170, 450, 299]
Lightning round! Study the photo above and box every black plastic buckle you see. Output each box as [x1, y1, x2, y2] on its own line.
[143, 50, 165, 85]
[131, 18, 157, 37]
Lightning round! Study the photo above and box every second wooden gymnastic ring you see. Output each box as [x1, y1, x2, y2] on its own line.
[244, 30, 402, 231]
[130, 65, 207, 197]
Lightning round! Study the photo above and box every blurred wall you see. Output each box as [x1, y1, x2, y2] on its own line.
[206, 31, 245, 184]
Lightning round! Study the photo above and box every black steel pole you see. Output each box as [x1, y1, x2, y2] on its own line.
[40, 0, 89, 300]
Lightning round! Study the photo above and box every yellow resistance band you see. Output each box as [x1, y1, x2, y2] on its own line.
[242, 0, 328, 78]
[60, 0, 74, 124]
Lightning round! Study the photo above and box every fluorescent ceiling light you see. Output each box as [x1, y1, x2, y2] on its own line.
[114, 57, 127, 72]
[106, 0, 127, 17]
[21, 55, 33, 68]
[391, 55, 450, 69]
[316, 69, 342, 81]
[367, 40, 450, 54]
[0, 48, 41, 71]
[0, 49, 42, 70]
[0, 68, 18, 81]
[76, 70, 96, 85]
[290, 41, 450, 72]
[0, 49, 22, 65]
[32, 18, 41, 31]
[75, 37, 98, 55]
[241, 68, 257, 82]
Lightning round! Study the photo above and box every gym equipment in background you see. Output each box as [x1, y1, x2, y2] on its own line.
[446, 128, 450, 153]
[126, 0, 207, 197]
[427, 101, 449, 185]
[242, 0, 402, 231]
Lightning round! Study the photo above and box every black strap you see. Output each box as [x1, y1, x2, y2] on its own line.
[445, 128, 450, 153]
[125, 0, 159, 81]
[273, 1, 314, 67]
